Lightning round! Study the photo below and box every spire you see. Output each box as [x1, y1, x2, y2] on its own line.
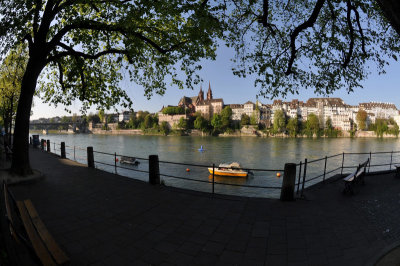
[198, 85, 204, 103]
[207, 81, 212, 100]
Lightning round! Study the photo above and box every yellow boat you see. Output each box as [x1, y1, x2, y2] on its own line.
[208, 162, 248, 177]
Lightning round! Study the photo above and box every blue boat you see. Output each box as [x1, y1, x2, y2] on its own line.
[198, 145, 205, 152]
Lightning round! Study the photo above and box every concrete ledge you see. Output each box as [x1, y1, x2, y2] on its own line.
[0, 169, 44, 185]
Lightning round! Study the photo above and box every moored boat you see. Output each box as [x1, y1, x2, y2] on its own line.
[120, 156, 140, 165]
[208, 162, 248, 177]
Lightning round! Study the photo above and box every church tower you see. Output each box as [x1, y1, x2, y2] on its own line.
[198, 85, 204, 103]
[207, 81, 213, 101]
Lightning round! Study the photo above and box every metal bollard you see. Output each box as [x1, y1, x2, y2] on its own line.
[87, 146, 94, 168]
[61, 142, 66, 158]
[149, 155, 160, 185]
[280, 163, 297, 201]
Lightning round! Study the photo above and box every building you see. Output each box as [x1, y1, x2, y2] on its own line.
[230, 104, 245, 121]
[230, 101, 260, 122]
[158, 113, 188, 129]
[178, 86, 205, 113]
[358, 102, 398, 120]
[195, 83, 224, 120]
[119, 111, 131, 122]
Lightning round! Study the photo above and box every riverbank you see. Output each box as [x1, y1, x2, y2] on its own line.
[31, 128, 399, 138]
[88, 129, 400, 138]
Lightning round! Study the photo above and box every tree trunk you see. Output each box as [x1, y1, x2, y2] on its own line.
[10, 56, 44, 175]
[377, 0, 400, 36]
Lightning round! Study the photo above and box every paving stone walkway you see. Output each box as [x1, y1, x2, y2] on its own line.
[6, 148, 400, 265]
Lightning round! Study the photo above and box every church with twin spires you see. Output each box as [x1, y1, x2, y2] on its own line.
[178, 82, 224, 120]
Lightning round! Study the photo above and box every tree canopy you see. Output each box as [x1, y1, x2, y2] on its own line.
[0, 1, 224, 111]
[194, 113, 209, 132]
[0, 45, 27, 139]
[273, 109, 286, 133]
[356, 109, 368, 130]
[0, 0, 225, 174]
[286, 117, 299, 137]
[305, 113, 320, 137]
[162, 106, 185, 115]
[226, 0, 400, 98]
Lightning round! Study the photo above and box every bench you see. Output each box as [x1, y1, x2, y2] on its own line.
[3, 181, 69, 265]
[343, 158, 369, 195]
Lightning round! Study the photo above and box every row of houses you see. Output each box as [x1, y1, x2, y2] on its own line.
[157, 84, 400, 131]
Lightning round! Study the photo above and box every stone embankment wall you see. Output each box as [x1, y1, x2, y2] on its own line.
[355, 131, 397, 138]
[158, 114, 187, 129]
[91, 128, 143, 135]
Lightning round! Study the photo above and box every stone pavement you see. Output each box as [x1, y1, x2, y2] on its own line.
[6, 147, 400, 265]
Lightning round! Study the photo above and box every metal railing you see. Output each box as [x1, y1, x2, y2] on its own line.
[296, 150, 400, 196]
[90, 149, 284, 197]
[34, 138, 400, 199]
[35, 140, 285, 198]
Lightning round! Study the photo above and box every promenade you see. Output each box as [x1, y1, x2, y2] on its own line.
[5, 147, 400, 265]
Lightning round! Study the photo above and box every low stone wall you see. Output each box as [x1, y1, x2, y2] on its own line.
[355, 131, 398, 138]
[91, 128, 143, 135]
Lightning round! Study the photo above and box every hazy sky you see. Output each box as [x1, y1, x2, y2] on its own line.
[30, 45, 400, 119]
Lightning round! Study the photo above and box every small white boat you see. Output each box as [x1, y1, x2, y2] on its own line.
[208, 162, 248, 177]
[120, 156, 140, 165]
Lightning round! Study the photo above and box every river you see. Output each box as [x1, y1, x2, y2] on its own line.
[34, 134, 400, 198]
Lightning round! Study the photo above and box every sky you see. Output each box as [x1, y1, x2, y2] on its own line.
[30, 44, 400, 120]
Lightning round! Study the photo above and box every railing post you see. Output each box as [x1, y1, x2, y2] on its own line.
[61, 142, 66, 158]
[368, 151, 372, 173]
[390, 151, 393, 170]
[323, 156, 327, 182]
[296, 161, 302, 195]
[212, 163, 215, 195]
[114, 152, 117, 174]
[54, 142, 55, 152]
[301, 159, 307, 197]
[29, 137, 32, 145]
[41, 139, 45, 151]
[74, 146, 76, 161]
[87, 146, 94, 168]
[149, 155, 160, 185]
[46, 139, 50, 152]
[280, 163, 297, 201]
[340, 152, 345, 175]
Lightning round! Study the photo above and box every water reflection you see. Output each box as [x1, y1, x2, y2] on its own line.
[208, 174, 247, 185]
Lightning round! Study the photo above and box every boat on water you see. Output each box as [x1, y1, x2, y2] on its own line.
[119, 156, 140, 165]
[208, 162, 248, 177]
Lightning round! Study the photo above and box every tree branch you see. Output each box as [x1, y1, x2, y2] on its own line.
[257, 0, 276, 35]
[22, 34, 34, 50]
[47, 42, 132, 63]
[285, 0, 326, 75]
[343, 0, 354, 68]
[77, 57, 86, 101]
[56, 60, 66, 92]
[48, 20, 187, 55]
[350, 4, 366, 56]
[33, 0, 43, 37]
[200, 0, 209, 8]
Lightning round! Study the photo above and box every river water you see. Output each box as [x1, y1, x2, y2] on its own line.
[35, 134, 400, 198]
